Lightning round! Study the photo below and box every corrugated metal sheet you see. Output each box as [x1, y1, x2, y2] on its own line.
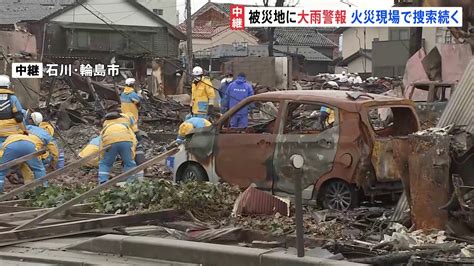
[437, 59, 474, 134]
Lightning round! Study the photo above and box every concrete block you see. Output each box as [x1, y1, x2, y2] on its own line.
[261, 251, 361, 266]
[71, 234, 128, 255]
[70, 234, 363, 266]
[120, 236, 264, 266]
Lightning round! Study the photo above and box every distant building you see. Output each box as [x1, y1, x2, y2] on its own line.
[0, 0, 185, 82]
[180, 1, 338, 74]
[137, 0, 179, 25]
[178, 25, 260, 53]
[194, 44, 332, 75]
[335, 27, 455, 77]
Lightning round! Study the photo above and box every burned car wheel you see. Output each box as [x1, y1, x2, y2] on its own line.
[179, 164, 208, 182]
[320, 180, 358, 211]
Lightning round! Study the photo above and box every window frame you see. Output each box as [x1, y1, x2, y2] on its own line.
[281, 101, 339, 135]
[366, 105, 419, 137]
[153, 8, 164, 15]
[218, 99, 282, 134]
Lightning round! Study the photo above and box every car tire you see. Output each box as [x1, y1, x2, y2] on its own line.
[319, 180, 359, 211]
[179, 164, 208, 182]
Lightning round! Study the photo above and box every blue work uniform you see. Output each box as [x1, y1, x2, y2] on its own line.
[98, 121, 137, 184]
[176, 117, 212, 144]
[0, 135, 46, 192]
[26, 125, 59, 167]
[219, 79, 232, 111]
[223, 76, 254, 128]
[0, 89, 26, 146]
[120, 87, 141, 123]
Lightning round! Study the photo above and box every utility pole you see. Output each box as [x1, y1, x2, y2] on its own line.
[185, 0, 193, 75]
[409, 0, 423, 56]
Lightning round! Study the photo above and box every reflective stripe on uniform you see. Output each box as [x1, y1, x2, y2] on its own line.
[0, 124, 20, 132]
[0, 100, 11, 112]
[98, 172, 110, 176]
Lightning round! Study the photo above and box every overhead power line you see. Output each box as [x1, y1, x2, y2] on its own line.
[76, 1, 277, 119]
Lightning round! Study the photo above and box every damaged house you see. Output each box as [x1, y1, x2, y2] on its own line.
[179, 1, 338, 75]
[0, 0, 185, 92]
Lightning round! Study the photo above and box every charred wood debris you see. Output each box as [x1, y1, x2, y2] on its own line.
[5, 73, 472, 265]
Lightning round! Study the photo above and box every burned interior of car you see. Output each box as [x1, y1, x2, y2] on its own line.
[220, 100, 280, 134]
[284, 102, 337, 134]
[368, 106, 419, 137]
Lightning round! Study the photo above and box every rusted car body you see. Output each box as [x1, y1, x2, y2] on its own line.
[166, 90, 420, 210]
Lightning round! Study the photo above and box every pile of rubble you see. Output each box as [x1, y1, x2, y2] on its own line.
[292, 74, 402, 95]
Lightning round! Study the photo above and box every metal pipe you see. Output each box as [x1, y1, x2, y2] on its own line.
[290, 154, 305, 258]
[294, 172, 304, 257]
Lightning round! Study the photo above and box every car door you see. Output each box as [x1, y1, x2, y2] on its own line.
[213, 100, 281, 189]
[273, 101, 340, 194]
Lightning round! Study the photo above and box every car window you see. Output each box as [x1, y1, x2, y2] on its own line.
[368, 107, 418, 137]
[220, 101, 280, 134]
[284, 103, 337, 134]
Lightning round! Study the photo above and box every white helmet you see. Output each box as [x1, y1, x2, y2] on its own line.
[125, 78, 136, 86]
[0, 75, 11, 88]
[192, 66, 203, 76]
[31, 112, 43, 125]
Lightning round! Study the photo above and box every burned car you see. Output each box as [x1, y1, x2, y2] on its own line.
[166, 90, 420, 210]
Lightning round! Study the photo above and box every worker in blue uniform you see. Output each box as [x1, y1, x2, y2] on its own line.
[0, 134, 46, 192]
[219, 73, 233, 110]
[0, 75, 26, 147]
[120, 78, 141, 123]
[222, 73, 254, 128]
[98, 108, 137, 184]
[176, 117, 212, 144]
[26, 125, 59, 168]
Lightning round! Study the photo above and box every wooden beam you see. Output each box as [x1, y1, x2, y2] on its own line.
[0, 209, 181, 247]
[0, 147, 108, 202]
[0, 199, 31, 207]
[0, 204, 95, 223]
[12, 148, 178, 231]
[0, 206, 40, 214]
[0, 209, 48, 223]
[0, 150, 46, 171]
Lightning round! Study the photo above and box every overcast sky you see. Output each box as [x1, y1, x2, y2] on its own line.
[176, 0, 395, 22]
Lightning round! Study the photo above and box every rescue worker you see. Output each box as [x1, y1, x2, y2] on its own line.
[120, 78, 141, 123]
[30, 112, 54, 136]
[190, 66, 216, 119]
[0, 75, 26, 147]
[78, 136, 101, 168]
[0, 134, 46, 193]
[98, 107, 138, 184]
[102, 103, 145, 168]
[223, 73, 254, 128]
[176, 117, 212, 144]
[219, 73, 233, 109]
[29, 112, 64, 169]
[26, 125, 59, 169]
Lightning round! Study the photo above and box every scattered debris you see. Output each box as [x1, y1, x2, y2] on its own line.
[232, 186, 289, 217]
